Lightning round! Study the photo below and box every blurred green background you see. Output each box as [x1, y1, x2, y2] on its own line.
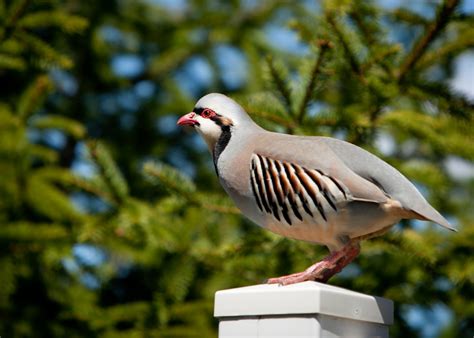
[0, 0, 473, 337]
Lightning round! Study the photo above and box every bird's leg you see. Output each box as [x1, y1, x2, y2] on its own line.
[266, 241, 360, 286]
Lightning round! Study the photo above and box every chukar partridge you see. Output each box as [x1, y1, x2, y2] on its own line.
[177, 93, 455, 285]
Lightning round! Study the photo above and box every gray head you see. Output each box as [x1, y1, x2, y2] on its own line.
[177, 93, 257, 150]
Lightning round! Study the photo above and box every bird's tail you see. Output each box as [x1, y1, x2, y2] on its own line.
[410, 207, 457, 232]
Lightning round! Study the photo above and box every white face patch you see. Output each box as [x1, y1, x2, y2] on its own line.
[194, 115, 223, 150]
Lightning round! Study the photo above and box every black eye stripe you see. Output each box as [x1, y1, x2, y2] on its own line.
[193, 107, 205, 115]
[192, 107, 233, 127]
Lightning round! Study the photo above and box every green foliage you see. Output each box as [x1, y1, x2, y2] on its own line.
[0, 0, 473, 337]
[143, 161, 197, 196]
[88, 141, 129, 205]
[0, 1, 87, 71]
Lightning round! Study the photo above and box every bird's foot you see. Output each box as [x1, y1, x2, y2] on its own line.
[266, 242, 360, 286]
[266, 271, 309, 285]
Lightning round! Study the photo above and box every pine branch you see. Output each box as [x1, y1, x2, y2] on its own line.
[390, 8, 430, 26]
[143, 161, 240, 215]
[143, 161, 196, 197]
[0, 222, 69, 242]
[17, 75, 53, 120]
[4, 0, 30, 27]
[360, 45, 401, 73]
[416, 31, 474, 70]
[29, 144, 58, 163]
[200, 202, 240, 215]
[380, 110, 474, 160]
[150, 46, 200, 79]
[0, 53, 26, 70]
[326, 12, 388, 140]
[326, 13, 363, 79]
[397, 0, 460, 82]
[15, 30, 73, 68]
[251, 109, 297, 130]
[265, 55, 293, 115]
[407, 79, 474, 118]
[349, 3, 380, 46]
[304, 116, 338, 129]
[88, 141, 129, 205]
[0, 0, 31, 42]
[349, 5, 398, 77]
[31, 115, 86, 139]
[296, 40, 331, 124]
[71, 176, 115, 203]
[26, 174, 83, 222]
[194, 192, 240, 214]
[18, 11, 88, 33]
[237, 91, 293, 127]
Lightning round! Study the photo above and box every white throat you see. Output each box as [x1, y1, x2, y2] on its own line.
[196, 125, 222, 152]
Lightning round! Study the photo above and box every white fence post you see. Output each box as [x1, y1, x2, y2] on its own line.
[214, 281, 393, 338]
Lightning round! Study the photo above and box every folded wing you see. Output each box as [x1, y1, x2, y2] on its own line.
[250, 154, 351, 226]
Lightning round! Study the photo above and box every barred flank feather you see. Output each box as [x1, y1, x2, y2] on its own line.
[250, 154, 349, 225]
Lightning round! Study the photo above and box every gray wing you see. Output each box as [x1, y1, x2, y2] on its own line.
[253, 133, 390, 206]
[319, 137, 456, 231]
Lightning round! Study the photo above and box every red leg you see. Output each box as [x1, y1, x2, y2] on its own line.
[267, 242, 360, 286]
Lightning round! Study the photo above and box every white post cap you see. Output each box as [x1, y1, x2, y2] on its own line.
[214, 281, 393, 325]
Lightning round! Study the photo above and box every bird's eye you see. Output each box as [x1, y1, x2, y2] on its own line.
[201, 109, 215, 118]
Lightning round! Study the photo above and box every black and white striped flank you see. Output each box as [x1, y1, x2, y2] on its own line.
[250, 154, 350, 225]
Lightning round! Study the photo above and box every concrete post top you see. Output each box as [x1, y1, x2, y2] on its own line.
[214, 281, 393, 325]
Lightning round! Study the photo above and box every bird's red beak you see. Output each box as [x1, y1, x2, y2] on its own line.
[177, 112, 199, 126]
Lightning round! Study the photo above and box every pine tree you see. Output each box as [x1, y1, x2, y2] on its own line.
[0, 0, 472, 337]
